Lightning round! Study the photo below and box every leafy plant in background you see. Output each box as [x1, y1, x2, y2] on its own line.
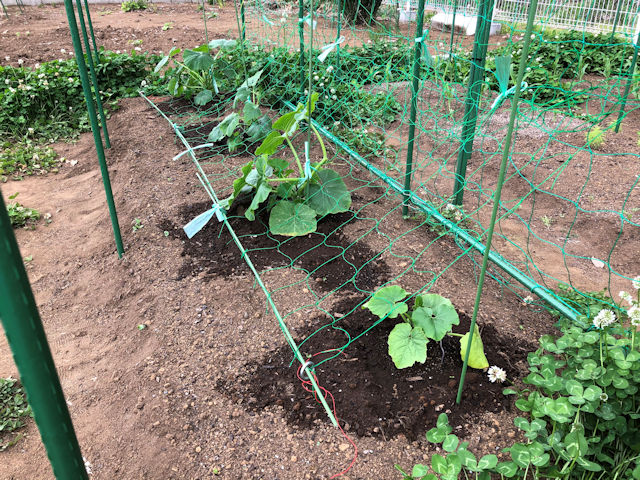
[207, 70, 272, 152]
[121, 0, 147, 12]
[154, 39, 239, 105]
[0, 377, 31, 451]
[363, 285, 488, 369]
[219, 93, 352, 236]
[6, 193, 40, 228]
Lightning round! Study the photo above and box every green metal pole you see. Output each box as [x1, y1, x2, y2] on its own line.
[64, 0, 124, 258]
[75, 0, 111, 149]
[401, 0, 427, 218]
[456, 0, 538, 405]
[448, 0, 459, 80]
[0, 191, 88, 480]
[614, 30, 640, 133]
[0, 0, 8, 19]
[298, 0, 305, 93]
[335, 0, 343, 72]
[240, 0, 246, 41]
[82, 0, 101, 65]
[609, 0, 624, 40]
[452, 0, 495, 205]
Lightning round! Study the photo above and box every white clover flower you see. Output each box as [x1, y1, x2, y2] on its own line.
[330, 88, 336, 94]
[454, 211, 463, 222]
[18, 59, 23, 65]
[68, 51, 73, 56]
[326, 65, 333, 73]
[487, 366, 507, 383]
[27, 127, 34, 134]
[4, 79, 9, 85]
[304, 89, 308, 95]
[523, 295, 534, 304]
[140, 80, 147, 87]
[38, 73, 45, 79]
[593, 309, 616, 329]
[280, 17, 286, 23]
[34, 63, 39, 69]
[42, 80, 48, 86]
[600, 392, 608, 402]
[629, 306, 640, 327]
[8, 87, 15, 93]
[319, 82, 324, 87]
[134, 46, 142, 51]
[444, 203, 456, 212]
[633, 275, 640, 290]
[116, 50, 121, 54]
[61, 48, 66, 54]
[333, 121, 340, 126]
[313, 75, 319, 81]
[620, 290, 633, 304]
[4, 55, 9, 61]
[331, 95, 337, 100]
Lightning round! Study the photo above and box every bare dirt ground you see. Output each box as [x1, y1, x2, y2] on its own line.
[0, 3, 632, 480]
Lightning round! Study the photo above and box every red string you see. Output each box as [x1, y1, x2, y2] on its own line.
[296, 350, 358, 479]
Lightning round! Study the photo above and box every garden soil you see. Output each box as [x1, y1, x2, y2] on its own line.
[0, 4, 635, 480]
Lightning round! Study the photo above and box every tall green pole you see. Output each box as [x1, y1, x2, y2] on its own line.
[75, 0, 111, 149]
[609, 0, 624, 40]
[82, 0, 101, 65]
[456, 0, 538, 405]
[240, 0, 246, 41]
[401, 0, 427, 217]
[64, 0, 124, 258]
[298, 0, 305, 92]
[614, 30, 640, 133]
[0, 192, 88, 480]
[448, 0, 459, 80]
[452, 0, 495, 205]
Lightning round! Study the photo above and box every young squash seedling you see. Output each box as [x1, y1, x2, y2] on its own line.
[219, 92, 352, 237]
[363, 286, 488, 369]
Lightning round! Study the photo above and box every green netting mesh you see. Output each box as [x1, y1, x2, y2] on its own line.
[143, 0, 640, 418]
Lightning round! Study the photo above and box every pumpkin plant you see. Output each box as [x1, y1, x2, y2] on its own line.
[363, 286, 488, 369]
[219, 92, 352, 236]
[207, 70, 272, 153]
[153, 39, 239, 105]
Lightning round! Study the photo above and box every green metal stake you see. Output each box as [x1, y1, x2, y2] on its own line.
[609, 0, 624, 41]
[614, 30, 640, 133]
[75, 0, 111, 149]
[82, 0, 101, 65]
[64, 0, 124, 258]
[456, 0, 538, 405]
[298, 0, 305, 93]
[401, 0, 426, 218]
[452, 0, 495, 205]
[240, 0, 246, 41]
[0, 0, 8, 19]
[335, 0, 343, 72]
[448, 0, 459, 80]
[0, 191, 88, 480]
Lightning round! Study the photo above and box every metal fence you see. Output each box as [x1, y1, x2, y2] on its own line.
[404, 0, 640, 34]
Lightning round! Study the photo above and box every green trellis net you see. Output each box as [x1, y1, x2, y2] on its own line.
[143, 0, 640, 418]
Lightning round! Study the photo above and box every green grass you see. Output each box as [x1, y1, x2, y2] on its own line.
[0, 377, 31, 451]
[6, 193, 40, 228]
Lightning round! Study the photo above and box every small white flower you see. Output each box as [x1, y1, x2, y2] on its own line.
[18, 59, 23, 65]
[34, 63, 39, 69]
[140, 80, 147, 87]
[134, 46, 142, 51]
[38, 73, 45, 79]
[61, 48, 66, 54]
[330, 88, 336, 94]
[600, 392, 608, 402]
[633, 276, 640, 290]
[9, 87, 15, 93]
[444, 203, 456, 212]
[319, 82, 324, 88]
[304, 89, 308, 95]
[326, 66, 333, 73]
[313, 75, 319, 81]
[523, 295, 534, 304]
[593, 309, 616, 329]
[4, 56, 9, 61]
[487, 366, 507, 383]
[68, 77, 74, 83]
[331, 95, 337, 100]
[619, 290, 633, 304]
[628, 306, 640, 327]
[116, 50, 121, 54]
[28, 127, 34, 134]
[68, 51, 73, 56]
[280, 17, 286, 23]
[4, 79, 9, 85]
[333, 121, 340, 126]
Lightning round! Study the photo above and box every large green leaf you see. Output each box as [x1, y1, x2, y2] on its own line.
[269, 200, 317, 236]
[243, 101, 262, 124]
[245, 183, 272, 221]
[272, 111, 298, 136]
[459, 324, 489, 369]
[219, 161, 253, 210]
[207, 39, 237, 50]
[220, 112, 240, 137]
[306, 168, 352, 216]
[363, 285, 408, 319]
[256, 131, 285, 156]
[207, 124, 224, 142]
[246, 115, 272, 145]
[154, 47, 181, 73]
[388, 323, 427, 369]
[411, 294, 459, 341]
[183, 47, 214, 71]
[194, 89, 214, 106]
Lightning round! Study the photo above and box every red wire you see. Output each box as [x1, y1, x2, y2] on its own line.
[296, 350, 358, 479]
